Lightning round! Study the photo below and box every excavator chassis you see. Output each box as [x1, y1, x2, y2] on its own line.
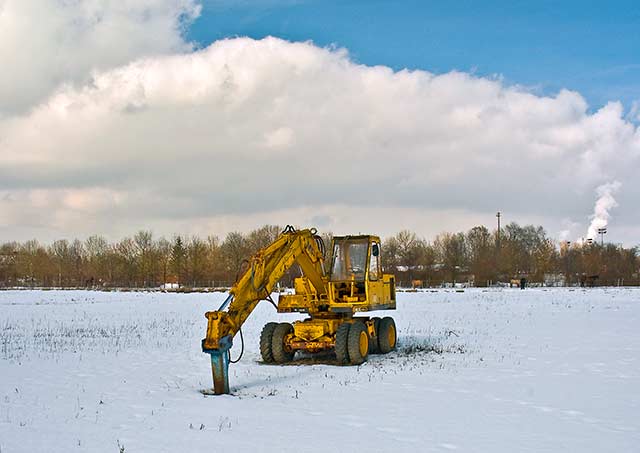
[287, 317, 344, 352]
[262, 315, 397, 364]
[283, 317, 376, 351]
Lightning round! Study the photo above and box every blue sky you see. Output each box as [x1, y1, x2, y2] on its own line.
[189, 0, 640, 111]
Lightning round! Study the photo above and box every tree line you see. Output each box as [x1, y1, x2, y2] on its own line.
[383, 224, 638, 287]
[0, 223, 637, 288]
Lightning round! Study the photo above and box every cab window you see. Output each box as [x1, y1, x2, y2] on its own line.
[331, 239, 368, 281]
[369, 242, 381, 281]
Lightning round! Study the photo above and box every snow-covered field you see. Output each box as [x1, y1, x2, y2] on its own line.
[1, 288, 639, 452]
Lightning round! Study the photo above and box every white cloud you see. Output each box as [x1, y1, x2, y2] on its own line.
[0, 35, 639, 243]
[0, 0, 200, 114]
[263, 126, 295, 150]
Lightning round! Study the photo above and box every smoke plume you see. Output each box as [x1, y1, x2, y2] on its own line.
[586, 181, 622, 241]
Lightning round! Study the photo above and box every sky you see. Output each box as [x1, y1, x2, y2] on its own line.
[190, 0, 640, 109]
[0, 0, 639, 246]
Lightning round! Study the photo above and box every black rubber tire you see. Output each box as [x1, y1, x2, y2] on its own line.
[369, 317, 381, 354]
[378, 317, 397, 354]
[271, 322, 295, 363]
[260, 322, 278, 363]
[335, 323, 351, 364]
[347, 321, 369, 365]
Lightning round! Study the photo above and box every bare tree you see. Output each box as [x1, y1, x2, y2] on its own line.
[220, 232, 248, 280]
[434, 232, 467, 285]
[134, 231, 156, 287]
[466, 226, 495, 286]
[156, 237, 172, 287]
[187, 236, 208, 287]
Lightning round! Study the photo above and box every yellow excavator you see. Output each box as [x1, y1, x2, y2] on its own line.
[202, 226, 397, 394]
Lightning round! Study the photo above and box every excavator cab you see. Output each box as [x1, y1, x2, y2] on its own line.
[329, 235, 395, 310]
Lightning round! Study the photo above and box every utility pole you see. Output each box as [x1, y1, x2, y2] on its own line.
[496, 212, 501, 245]
[496, 211, 501, 280]
[565, 241, 571, 286]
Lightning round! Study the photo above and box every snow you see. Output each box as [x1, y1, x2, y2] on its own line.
[1, 288, 639, 452]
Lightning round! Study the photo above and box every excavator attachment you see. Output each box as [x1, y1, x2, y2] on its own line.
[202, 294, 235, 394]
[203, 335, 232, 395]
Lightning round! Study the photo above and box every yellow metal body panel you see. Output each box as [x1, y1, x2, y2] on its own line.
[204, 311, 229, 349]
[294, 321, 326, 341]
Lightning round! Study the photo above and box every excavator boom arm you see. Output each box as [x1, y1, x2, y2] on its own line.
[202, 227, 326, 393]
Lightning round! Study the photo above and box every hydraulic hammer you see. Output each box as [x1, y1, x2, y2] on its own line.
[201, 293, 234, 394]
[202, 335, 232, 395]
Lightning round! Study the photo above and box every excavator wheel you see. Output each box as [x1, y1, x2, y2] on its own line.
[260, 322, 278, 363]
[369, 317, 381, 354]
[378, 317, 397, 354]
[347, 321, 369, 365]
[335, 323, 350, 364]
[272, 323, 295, 363]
